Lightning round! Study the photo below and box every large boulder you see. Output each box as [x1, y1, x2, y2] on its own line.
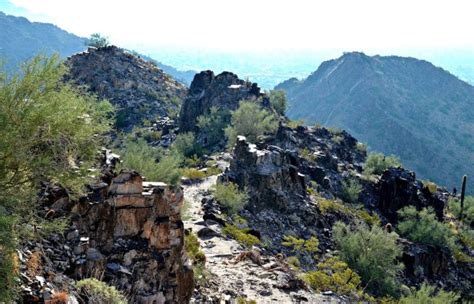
[376, 168, 445, 223]
[178, 70, 270, 134]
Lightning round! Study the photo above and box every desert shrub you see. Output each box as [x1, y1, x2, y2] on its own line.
[356, 142, 368, 153]
[236, 297, 257, 304]
[423, 180, 438, 194]
[287, 256, 301, 269]
[222, 224, 260, 248]
[196, 107, 229, 147]
[333, 221, 403, 296]
[318, 198, 380, 226]
[117, 139, 182, 186]
[182, 168, 207, 180]
[282, 235, 319, 254]
[180, 200, 192, 221]
[299, 148, 317, 162]
[225, 101, 278, 147]
[398, 283, 459, 304]
[340, 179, 362, 204]
[304, 257, 365, 297]
[364, 152, 401, 175]
[75, 278, 126, 304]
[397, 207, 456, 249]
[0, 215, 17, 301]
[185, 232, 206, 265]
[268, 90, 288, 115]
[86, 33, 110, 48]
[212, 182, 248, 215]
[287, 119, 305, 129]
[448, 196, 474, 225]
[172, 132, 201, 158]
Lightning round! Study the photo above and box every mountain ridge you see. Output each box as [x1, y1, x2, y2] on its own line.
[276, 51, 474, 193]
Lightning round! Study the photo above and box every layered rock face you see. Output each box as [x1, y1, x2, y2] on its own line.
[20, 171, 193, 303]
[375, 167, 446, 223]
[223, 136, 306, 211]
[66, 46, 187, 130]
[179, 70, 270, 133]
[72, 171, 194, 303]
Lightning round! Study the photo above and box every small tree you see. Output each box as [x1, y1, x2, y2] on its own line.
[333, 221, 403, 296]
[86, 33, 110, 48]
[340, 179, 362, 204]
[196, 107, 229, 147]
[398, 283, 459, 304]
[269, 90, 288, 116]
[225, 101, 278, 147]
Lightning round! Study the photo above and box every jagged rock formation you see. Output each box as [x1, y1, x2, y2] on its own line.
[66, 46, 187, 130]
[179, 70, 271, 133]
[217, 123, 473, 299]
[277, 51, 474, 194]
[20, 170, 193, 303]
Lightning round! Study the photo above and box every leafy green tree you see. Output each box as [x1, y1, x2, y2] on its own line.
[448, 196, 474, 225]
[398, 283, 459, 304]
[364, 152, 401, 175]
[333, 221, 403, 296]
[212, 182, 248, 215]
[269, 90, 288, 115]
[397, 206, 457, 249]
[172, 132, 201, 158]
[0, 55, 113, 300]
[86, 33, 110, 48]
[225, 101, 278, 147]
[196, 107, 229, 147]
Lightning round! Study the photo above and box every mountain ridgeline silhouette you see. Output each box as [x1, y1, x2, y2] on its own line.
[276, 52, 474, 192]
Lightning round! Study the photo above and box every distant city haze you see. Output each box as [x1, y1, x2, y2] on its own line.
[1, 0, 474, 87]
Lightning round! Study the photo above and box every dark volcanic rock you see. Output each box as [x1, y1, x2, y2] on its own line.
[66, 46, 187, 130]
[375, 167, 445, 223]
[178, 70, 270, 134]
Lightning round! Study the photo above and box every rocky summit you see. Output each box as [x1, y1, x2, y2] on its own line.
[66, 46, 187, 130]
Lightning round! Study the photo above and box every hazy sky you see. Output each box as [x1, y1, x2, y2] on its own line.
[1, 0, 474, 53]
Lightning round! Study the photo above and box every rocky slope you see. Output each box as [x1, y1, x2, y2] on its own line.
[20, 158, 194, 303]
[66, 46, 188, 130]
[276, 52, 474, 193]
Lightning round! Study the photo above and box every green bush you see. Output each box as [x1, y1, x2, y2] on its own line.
[0, 55, 112, 299]
[340, 179, 362, 204]
[318, 198, 380, 226]
[117, 139, 182, 186]
[185, 232, 206, 265]
[212, 182, 248, 215]
[304, 257, 366, 297]
[86, 33, 110, 48]
[423, 180, 438, 194]
[364, 152, 401, 175]
[196, 107, 229, 147]
[448, 196, 474, 225]
[172, 132, 201, 158]
[222, 224, 260, 248]
[333, 221, 403, 296]
[397, 207, 456, 249]
[282, 235, 319, 254]
[398, 283, 459, 304]
[268, 90, 288, 116]
[182, 168, 207, 180]
[286, 256, 301, 269]
[76, 278, 127, 304]
[225, 101, 278, 147]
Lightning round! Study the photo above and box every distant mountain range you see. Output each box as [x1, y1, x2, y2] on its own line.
[0, 11, 195, 85]
[276, 52, 474, 192]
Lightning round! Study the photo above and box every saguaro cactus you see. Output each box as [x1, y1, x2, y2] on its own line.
[460, 175, 467, 221]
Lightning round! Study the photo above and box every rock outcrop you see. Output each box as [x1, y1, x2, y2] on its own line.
[178, 71, 271, 134]
[66, 46, 187, 130]
[20, 171, 194, 303]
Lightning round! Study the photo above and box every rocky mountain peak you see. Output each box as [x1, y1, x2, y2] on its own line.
[179, 70, 269, 133]
[66, 46, 187, 130]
